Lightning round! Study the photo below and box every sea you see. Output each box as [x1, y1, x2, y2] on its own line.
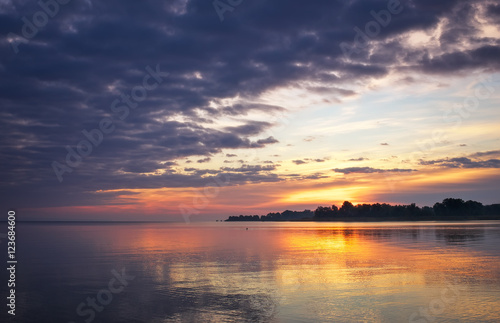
[2, 221, 500, 322]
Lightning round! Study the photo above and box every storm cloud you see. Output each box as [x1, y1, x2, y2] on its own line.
[1, 0, 499, 210]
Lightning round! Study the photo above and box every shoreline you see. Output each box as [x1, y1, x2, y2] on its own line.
[226, 215, 500, 222]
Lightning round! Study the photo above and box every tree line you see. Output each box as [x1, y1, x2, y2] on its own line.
[225, 198, 500, 221]
[226, 210, 314, 222]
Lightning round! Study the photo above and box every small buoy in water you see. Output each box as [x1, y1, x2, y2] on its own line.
[246, 228, 248, 230]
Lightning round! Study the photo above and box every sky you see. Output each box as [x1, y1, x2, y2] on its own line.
[1, 0, 500, 221]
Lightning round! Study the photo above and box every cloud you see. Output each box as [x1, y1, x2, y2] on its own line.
[418, 45, 500, 74]
[224, 121, 273, 136]
[254, 137, 279, 146]
[419, 151, 500, 169]
[197, 157, 212, 163]
[184, 168, 219, 176]
[333, 167, 416, 174]
[291, 158, 326, 165]
[420, 157, 500, 169]
[348, 157, 369, 162]
[304, 158, 326, 163]
[220, 104, 286, 116]
[300, 173, 330, 180]
[380, 143, 389, 146]
[221, 164, 277, 173]
[0, 0, 499, 211]
[470, 150, 500, 158]
[119, 160, 172, 173]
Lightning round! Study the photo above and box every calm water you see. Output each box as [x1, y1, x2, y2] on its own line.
[3, 221, 500, 322]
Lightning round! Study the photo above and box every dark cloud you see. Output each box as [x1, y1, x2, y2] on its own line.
[254, 136, 279, 146]
[420, 157, 500, 169]
[380, 143, 389, 146]
[348, 157, 369, 162]
[419, 151, 500, 169]
[418, 45, 500, 74]
[221, 164, 277, 173]
[307, 86, 356, 97]
[486, 3, 500, 25]
[333, 167, 416, 174]
[304, 158, 326, 163]
[119, 160, 172, 173]
[487, 3, 500, 16]
[225, 121, 273, 136]
[0, 0, 498, 210]
[184, 168, 220, 176]
[220, 103, 285, 116]
[197, 157, 212, 163]
[300, 173, 330, 180]
[470, 150, 500, 158]
[292, 160, 306, 165]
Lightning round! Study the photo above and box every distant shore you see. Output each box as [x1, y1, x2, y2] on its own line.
[225, 198, 500, 222]
[289, 215, 500, 222]
[226, 215, 500, 222]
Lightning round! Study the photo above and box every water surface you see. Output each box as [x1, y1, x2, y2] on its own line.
[4, 221, 500, 322]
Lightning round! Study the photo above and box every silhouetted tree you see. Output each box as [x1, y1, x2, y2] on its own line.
[465, 200, 483, 216]
[339, 201, 354, 216]
[226, 198, 498, 221]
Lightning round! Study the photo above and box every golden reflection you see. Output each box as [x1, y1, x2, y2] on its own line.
[76, 222, 500, 322]
[274, 228, 414, 290]
[271, 227, 495, 290]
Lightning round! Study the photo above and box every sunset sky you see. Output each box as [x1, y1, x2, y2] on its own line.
[1, 0, 500, 221]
